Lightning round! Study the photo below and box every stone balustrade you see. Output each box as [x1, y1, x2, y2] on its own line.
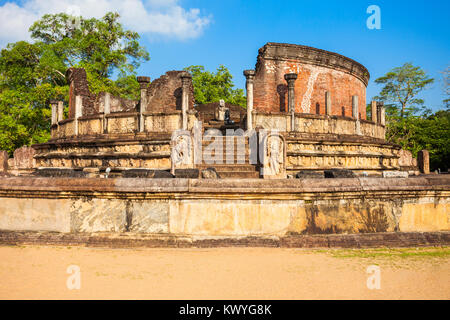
[253, 111, 385, 139]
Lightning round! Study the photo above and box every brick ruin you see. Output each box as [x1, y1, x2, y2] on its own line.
[0, 42, 448, 239]
[1, 42, 430, 179]
[253, 43, 368, 118]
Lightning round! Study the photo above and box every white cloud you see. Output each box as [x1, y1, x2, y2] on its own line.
[0, 0, 211, 46]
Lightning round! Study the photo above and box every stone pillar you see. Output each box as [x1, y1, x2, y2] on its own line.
[50, 100, 58, 126]
[284, 73, 298, 131]
[0, 150, 8, 173]
[352, 95, 359, 119]
[243, 70, 256, 131]
[418, 150, 430, 174]
[376, 102, 385, 125]
[325, 91, 332, 116]
[371, 101, 377, 123]
[103, 92, 110, 133]
[352, 95, 361, 135]
[137, 76, 150, 132]
[57, 101, 64, 122]
[74, 96, 83, 136]
[180, 72, 192, 130]
[380, 104, 386, 126]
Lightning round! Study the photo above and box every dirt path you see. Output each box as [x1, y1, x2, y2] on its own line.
[0, 245, 448, 299]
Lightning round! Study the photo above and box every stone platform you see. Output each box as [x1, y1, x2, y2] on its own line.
[0, 230, 448, 248]
[0, 175, 448, 237]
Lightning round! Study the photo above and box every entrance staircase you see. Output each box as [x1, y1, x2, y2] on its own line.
[196, 120, 260, 179]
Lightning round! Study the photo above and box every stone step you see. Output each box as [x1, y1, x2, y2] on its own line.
[201, 137, 249, 143]
[201, 156, 251, 163]
[203, 127, 246, 135]
[202, 151, 250, 156]
[196, 164, 258, 172]
[216, 171, 260, 179]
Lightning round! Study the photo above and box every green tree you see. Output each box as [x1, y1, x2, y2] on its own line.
[374, 63, 449, 172]
[375, 62, 434, 118]
[184, 65, 246, 108]
[442, 66, 449, 108]
[0, 12, 149, 154]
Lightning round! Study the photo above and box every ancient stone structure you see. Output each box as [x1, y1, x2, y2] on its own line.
[15, 43, 416, 178]
[0, 176, 448, 236]
[253, 43, 368, 116]
[418, 150, 430, 174]
[0, 42, 447, 241]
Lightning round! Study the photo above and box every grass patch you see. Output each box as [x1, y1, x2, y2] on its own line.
[324, 247, 450, 259]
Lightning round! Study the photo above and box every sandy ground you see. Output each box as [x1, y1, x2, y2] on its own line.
[0, 245, 448, 300]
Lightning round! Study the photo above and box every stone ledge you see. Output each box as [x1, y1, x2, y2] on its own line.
[0, 176, 448, 199]
[0, 230, 448, 248]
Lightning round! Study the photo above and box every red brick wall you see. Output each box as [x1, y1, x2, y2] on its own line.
[146, 71, 194, 113]
[253, 43, 368, 119]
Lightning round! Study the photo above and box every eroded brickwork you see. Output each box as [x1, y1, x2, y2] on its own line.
[66, 68, 138, 117]
[66, 68, 96, 117]
[146, 71, 194, 113]
[253, 43, 369, 119]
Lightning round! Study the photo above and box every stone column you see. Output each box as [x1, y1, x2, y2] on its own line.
[180, 72, 192, 130]
[243, 70, 256, 131]
[371, 101, 377, 123]
[418, 150, 430, 174]
[380, 105, 386, 126]
[284, 73, 298, 132]
[74, 96, 83, 136]
[352, 95, 359, 119]
[50, 100, 58, 126]
[103, 92, 111, 133]
[137, 76, 150, 132]
[376, 102, 385, 125]
[57, 101, 64, 122]
[325, 91, 332, 116]
[352, 95, 361, 135]
[0, 150, 8, 173]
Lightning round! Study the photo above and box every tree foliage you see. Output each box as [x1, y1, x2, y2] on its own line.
[184, 65, 246, 107]
[385, 108, 449, 171]
[373, 63, 449, 172]
[0, 12, 149, 154]
[375, 62, 434, 118]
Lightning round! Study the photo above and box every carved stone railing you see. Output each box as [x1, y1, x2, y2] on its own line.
[253, 111, 385, 139]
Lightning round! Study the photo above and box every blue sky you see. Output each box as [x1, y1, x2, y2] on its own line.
[1, 0, 449, 110]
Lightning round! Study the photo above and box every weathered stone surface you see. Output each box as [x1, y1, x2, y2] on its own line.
[2, 230, 448, 248]
[71, 199, 128, 232]
[123, 169, 154, 178]
[418, 150, 430, 174]
[123, 169, 174, 178]
[129, 201, 169, 233]
[295, 171, 324, 179]
[175, 169, 199, 178]
[324, 169, 356, 178]
[382, 171, 409, 178]
[153, 170, 174, 178]
[0, 198, 71, 232]
[201, 168, 220, 179]
[0, 176, 448, 235]
[13, 146, 35, 169]
[0, 151, 8, 172]
[34, 168, 87, 178]
[398, 149, 417, 167]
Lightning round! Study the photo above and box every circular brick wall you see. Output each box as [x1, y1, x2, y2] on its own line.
[253, 43, 370, 119]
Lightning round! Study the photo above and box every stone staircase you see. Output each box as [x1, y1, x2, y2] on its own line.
[196, 123, 260, 178]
